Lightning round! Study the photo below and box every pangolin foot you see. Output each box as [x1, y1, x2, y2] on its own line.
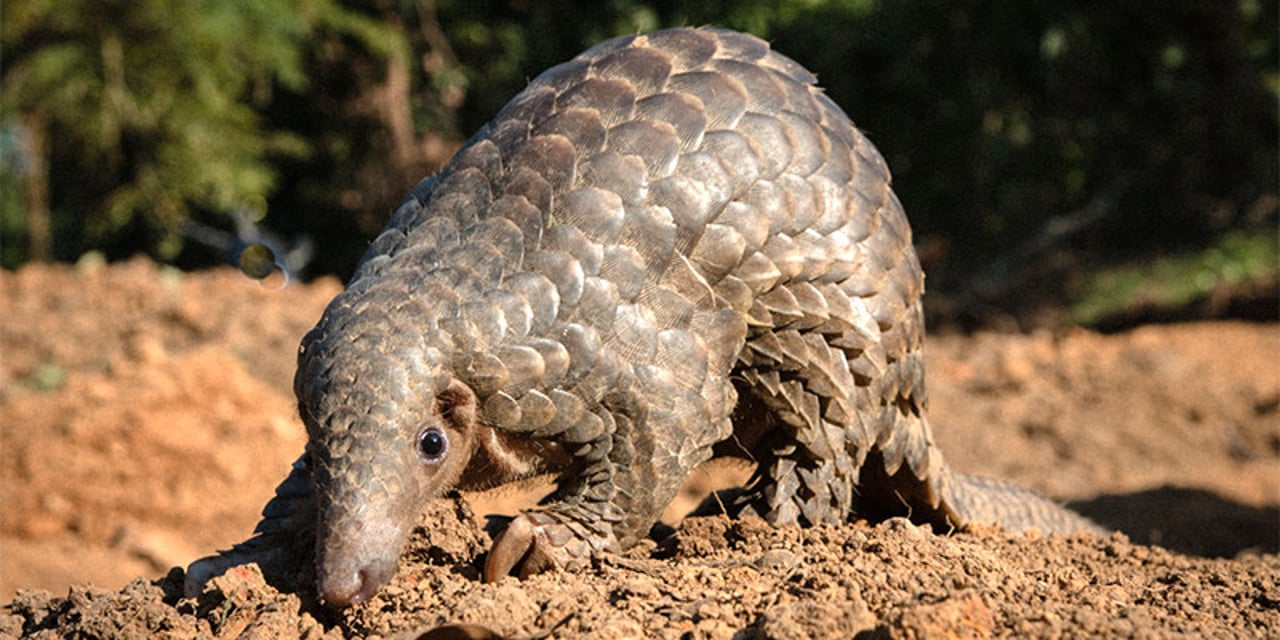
[183, 535, 307, 597]
[483, 511, 618, 582]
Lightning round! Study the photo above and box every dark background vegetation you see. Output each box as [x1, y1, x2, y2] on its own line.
[3, 0, 1276, 328]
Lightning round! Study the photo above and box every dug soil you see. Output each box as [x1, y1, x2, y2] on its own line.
[2, 258, 1277, 638]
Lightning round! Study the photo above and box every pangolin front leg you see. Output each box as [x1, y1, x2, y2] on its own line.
[183, 456, 315, 597]
[484, 301, 746, 580]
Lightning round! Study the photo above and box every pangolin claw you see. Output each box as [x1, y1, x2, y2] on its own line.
[483, 512, 609, 582]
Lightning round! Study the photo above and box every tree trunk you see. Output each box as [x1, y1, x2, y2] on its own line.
[22, 111, 51, 262]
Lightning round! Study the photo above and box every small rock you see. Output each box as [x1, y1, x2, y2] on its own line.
[755, 549, 799, 572]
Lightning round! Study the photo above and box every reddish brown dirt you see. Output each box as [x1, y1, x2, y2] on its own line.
[2, 258, 1277, 638]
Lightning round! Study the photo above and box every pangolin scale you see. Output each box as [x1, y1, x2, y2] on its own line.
[186, 27, 1101, 608]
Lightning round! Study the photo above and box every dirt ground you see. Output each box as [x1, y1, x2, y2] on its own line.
[1, 257, 1277, 638]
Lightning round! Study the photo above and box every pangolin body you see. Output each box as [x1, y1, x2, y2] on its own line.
[187, 27, 1100, 608]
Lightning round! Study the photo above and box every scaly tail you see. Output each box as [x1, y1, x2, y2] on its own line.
[941, 470, 1105, 535]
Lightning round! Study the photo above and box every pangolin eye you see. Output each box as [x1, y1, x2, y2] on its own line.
[417, 427, 449, 463]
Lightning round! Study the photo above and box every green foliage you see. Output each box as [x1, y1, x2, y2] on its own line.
[28, 361, 67, 392]
[2, 0, 1276, 328]
[0, 130, 22, 266]
[2, 0, 320, 260]
[1071, 229, 1279, 326]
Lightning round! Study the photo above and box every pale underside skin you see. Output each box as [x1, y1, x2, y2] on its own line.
[185, 27, 1101, 608]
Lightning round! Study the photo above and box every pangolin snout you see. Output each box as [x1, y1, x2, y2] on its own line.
[317, 558, 397, 608]
[313, 480, 418, 608]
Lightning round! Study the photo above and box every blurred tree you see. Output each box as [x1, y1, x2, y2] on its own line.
[1, 0, 318, 262]
[3, 0, 1275, 327]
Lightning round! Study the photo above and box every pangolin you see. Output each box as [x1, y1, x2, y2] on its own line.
[186, 27, 1101, 608]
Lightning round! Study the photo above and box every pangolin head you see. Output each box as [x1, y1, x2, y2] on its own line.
[294, 285, 477, 608]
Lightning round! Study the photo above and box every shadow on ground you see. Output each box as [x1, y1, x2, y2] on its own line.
[1074, 486, 1279, 558]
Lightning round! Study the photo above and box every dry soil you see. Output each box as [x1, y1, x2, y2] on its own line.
[1, 258, 1277, 638]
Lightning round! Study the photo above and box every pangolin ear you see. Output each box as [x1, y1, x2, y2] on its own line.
[436, 378, 477, 430]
